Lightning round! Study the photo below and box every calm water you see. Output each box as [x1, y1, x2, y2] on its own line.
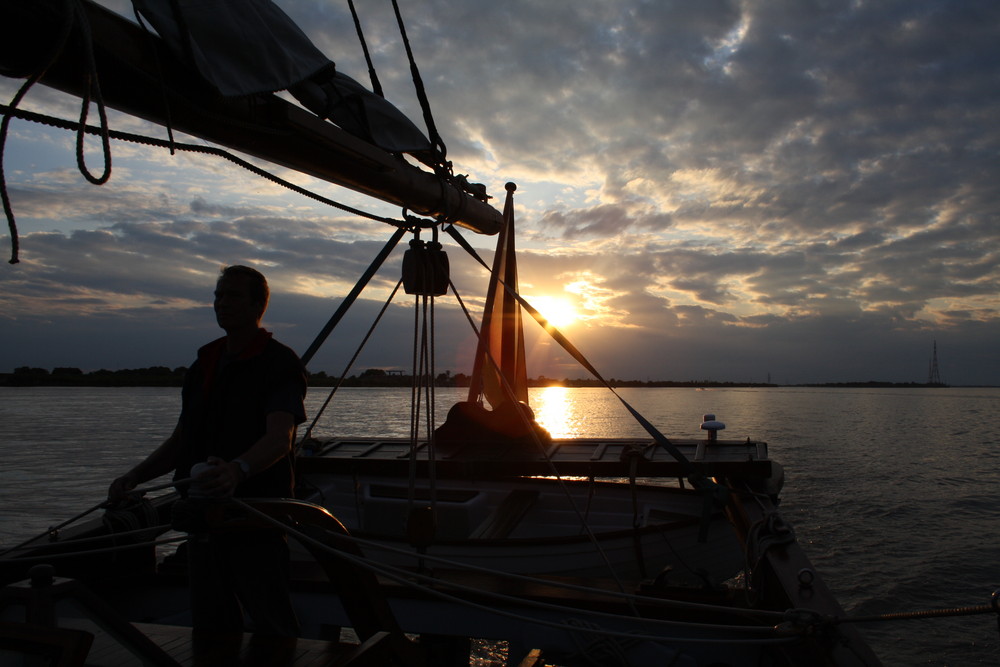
[1, 385, 998, 666]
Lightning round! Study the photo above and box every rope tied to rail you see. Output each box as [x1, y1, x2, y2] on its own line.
[102, 498, 160, 535]
[0, 476, 191, 560]
[834, 589, 1000, 631]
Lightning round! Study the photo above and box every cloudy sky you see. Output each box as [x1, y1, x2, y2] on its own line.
[2, 0, 998, 385]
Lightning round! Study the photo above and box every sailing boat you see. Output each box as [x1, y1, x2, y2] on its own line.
[1, 1, 882, 665]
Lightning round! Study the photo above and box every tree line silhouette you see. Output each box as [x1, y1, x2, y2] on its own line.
[1, 366, 947, 388]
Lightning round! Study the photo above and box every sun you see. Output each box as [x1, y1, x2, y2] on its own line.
[528, 295, 579, 329]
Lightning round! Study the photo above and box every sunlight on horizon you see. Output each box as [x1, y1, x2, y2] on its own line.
[526, 295, 580, 329]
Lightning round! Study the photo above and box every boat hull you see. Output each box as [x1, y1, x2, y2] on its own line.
[298, 475, 745, 583]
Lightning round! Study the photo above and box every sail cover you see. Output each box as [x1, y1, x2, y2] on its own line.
[133, 0, 432, 153]
[468, 185, 528, 410]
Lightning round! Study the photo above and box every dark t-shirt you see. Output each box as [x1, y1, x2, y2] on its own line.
[176, 329, 306, 498]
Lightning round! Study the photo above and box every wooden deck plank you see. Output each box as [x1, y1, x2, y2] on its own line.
[298, 437, 773, 480]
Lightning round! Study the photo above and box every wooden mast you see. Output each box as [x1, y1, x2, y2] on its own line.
[0, 0, 503, 235]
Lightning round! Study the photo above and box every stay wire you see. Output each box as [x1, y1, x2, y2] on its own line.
[443, 225, 701, 479]
[390, 0, 447, 162]
[300, 226, 407, 366]
[347, 0, 383, 98]
[299, 278, 404, 443]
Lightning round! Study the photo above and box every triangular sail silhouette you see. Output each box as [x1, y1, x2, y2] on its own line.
[467, 184, 528, 410]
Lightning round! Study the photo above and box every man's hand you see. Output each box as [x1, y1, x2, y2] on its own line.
[192, 457, 244, 498]
[107, 473, 138, 507]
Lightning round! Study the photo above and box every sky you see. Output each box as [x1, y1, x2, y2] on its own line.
[1, 0, 998, 386]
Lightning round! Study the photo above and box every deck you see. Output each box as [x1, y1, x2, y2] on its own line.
[299, 437, 772, 479]
[0, 621, 398, 667]
[133, 623, 395, 666]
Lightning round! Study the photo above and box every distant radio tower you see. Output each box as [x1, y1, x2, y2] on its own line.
[927, 340, 942, 385]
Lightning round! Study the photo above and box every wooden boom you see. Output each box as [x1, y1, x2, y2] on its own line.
[0, 0, 503, 235]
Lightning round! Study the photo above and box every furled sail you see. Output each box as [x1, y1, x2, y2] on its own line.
[132, 0, 432, 154]
[468, 184, 528, 410]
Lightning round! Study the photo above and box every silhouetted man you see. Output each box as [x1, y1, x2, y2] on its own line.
[109, 265, 306, 636]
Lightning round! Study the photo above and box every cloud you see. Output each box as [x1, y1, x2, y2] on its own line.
[1, 0, 998, 385]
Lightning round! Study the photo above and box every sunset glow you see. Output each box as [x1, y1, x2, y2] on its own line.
[0, 0, 996, 385]
[527, 295, 580, 329]
[531, 386, 579, 438]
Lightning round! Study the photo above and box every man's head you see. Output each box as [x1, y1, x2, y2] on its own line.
[214, 265, 269, 332]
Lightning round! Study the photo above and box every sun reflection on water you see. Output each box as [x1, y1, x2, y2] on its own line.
[531, 385, 584, 438]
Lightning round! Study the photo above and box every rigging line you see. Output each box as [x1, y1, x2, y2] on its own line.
[300, 226, 407, 366]
[347, 0, 384, 98]
[1, 536, 187, 564]
[350, 550, 793, 642]
[407, 289, 422, 507]
[0, 0, 76, 264]
[317, 528, 785, 623]
[0, 524, 175, 556]
[836, 603, 999, 624]
[0, 499, 107, 558]
[427, 264, 438, 474]
[418, 297, 433, 460]
[0, 477, 190, 558]
[72, 0, 112, 186]
[131, 5, 176, 154]
[424, 292, 438, 495]
[389, 0, 447, 162]
[444, 224, 701, 480]
[0, 104, 404, 228]
[300, 279, 404, 442]
[231, 500, 801, 643]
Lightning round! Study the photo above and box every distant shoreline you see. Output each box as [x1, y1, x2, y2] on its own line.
[0, 367, 965, 388]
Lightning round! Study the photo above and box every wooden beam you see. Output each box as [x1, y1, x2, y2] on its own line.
[0, 0, 503, 235]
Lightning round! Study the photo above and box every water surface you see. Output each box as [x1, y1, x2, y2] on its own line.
[1, 385, 997, 666]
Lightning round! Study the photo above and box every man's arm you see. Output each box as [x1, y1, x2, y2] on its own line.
[108, 419, 184, 503]
[198, 410, 297, 497]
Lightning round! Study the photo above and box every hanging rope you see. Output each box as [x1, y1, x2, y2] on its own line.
[0, 104, 407, 229]
[131, 5, 177, 155]
[70, 0, 112, 186]
[1, 0, 76, 263]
